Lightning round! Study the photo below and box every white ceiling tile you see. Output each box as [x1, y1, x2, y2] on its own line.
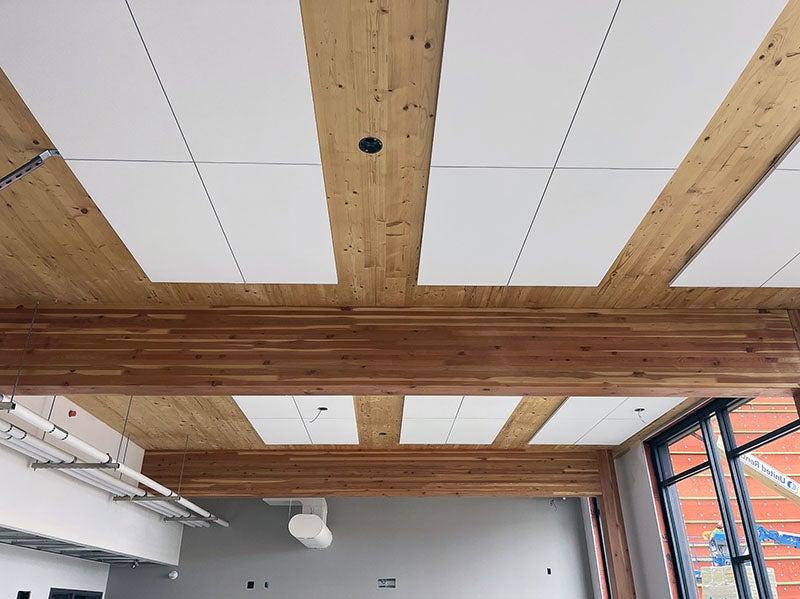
[233, 396, 298, 419]
[608, 397, 686, 423]
[529, 419, 597, 445]
[576, 419, 643, 445]
[458, 396, 521, 419]
[555, 397, 627, 420]
[67, 160, 242, 283]
[403, 396, 463, 419]
[510, 169, 672, 285]
[447, 419, 507, 445]
[767, 252, 800, 287]
[0, 1, 188, 160]
[250, 419, 310, 445]
[673, 170, 800, 287]
[198, 163, 336, 284]
[400, 419, 453, 445]
[127, 0, 318, 163]
[417, 168, 550, 285]
[294, 396, 355, 420]
[560, 1, 784, 168]
[307, 419, 359, 445]
[432, 1, 618, 167]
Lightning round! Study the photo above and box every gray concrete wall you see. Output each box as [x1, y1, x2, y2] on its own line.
[616, 443, 674, 598]
[107, 497, 595, 599]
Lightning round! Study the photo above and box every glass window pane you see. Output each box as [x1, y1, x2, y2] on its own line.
[673, 474, 737, 596]
[730, 397, 798, 447]
[738, 428, 800, 597]
[669, 426, 709, 476]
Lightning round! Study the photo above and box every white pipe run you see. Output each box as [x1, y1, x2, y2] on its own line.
[3, 402, 228, 527]
[0, 415, 211, 527]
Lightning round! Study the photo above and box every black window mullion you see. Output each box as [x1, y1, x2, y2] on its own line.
[652, 442, 699, 599]
[700, 416, 752, 599]
[718, 409, 773, 599]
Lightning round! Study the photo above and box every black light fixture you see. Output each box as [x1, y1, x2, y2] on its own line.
[358, 136, 383, 154]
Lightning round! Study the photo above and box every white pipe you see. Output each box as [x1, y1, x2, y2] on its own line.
[5, 403, 228, 527]
[0, 417, 199, 526]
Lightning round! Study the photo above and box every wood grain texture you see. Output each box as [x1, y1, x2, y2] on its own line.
[1, 3, 800, 310]
[66, 394, 264, 450]
[355, 395, 403, 447]
[493, 396, 566, 448]
[142, 448, 602, 497]
[2, 307, 798, 396]
[598, 450, 637, 598]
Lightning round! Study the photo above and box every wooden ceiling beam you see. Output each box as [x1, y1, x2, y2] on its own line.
[141, 447, 603, 497]
[1, 306, 798, 396]
[492, 396, 567, 448]
[355, 395, 404, 447]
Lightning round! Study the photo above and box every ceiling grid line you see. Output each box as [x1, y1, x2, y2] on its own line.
[443, 396, 465, 444]
[291, 395, 313, 444]
[504, 0, 623, 285]
[122, 0, 247, 283]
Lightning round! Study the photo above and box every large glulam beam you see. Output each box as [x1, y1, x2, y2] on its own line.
[0, 306, 798, 396]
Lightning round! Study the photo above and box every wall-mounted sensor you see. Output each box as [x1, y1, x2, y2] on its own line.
[358, 136, 383, 154]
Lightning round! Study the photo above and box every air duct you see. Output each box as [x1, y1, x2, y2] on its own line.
[264, 498, 332, 549]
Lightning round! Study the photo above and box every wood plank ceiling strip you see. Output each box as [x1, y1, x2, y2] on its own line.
[492, 396, 567, 448]
[355, 395, 404, 447]
[1, 307, 798, 396]
[141, 448, 603, 497]
[66, 394, 265, 450]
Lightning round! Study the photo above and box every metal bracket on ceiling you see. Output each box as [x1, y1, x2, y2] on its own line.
[163, 515, 218, 523]
[113, 495, 183, 503]
[30, 461, 120, 471]
[0, 401, 16, 411]
[0, 148, 60, 192]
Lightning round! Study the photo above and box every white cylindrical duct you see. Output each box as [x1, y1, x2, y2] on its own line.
[288, 514, 333, 549]
[3, 402, 228, 527]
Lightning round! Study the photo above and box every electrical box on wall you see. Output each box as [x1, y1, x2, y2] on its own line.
[377, 578, 396, 589]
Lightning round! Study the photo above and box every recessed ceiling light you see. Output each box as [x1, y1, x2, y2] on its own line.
[358, 136, 383, 154]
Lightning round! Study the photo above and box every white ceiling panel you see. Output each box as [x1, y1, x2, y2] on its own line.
[198, 163, 336, 284]
[233, 396, 297, 419]
[250, 419, 310, 445]
[458, 396, 521, 419]
[510, 169, 671, 285]
[0, 1, 188, 160]
[418, 168, 550, 285]
[128, 0, 319, 163]
[609, 397, 685, 423]
[576, 419, 643, 445]
[560, 1, 784, 168]
[307, 419, 359, 445]
[673, 170, 800, 287]
[767, 252, 800, 287]
[529, 419, 598, 445]
[400, 419, 453, 445]
[402, 396, 463, 419]
[554, 397, 626, 420]
[432, 1, 618, 167]
[67, 160, 242, 283]
[294, 396, 355, 420]
[447, 419, 507, 444]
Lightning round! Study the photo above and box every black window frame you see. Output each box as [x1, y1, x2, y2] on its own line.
[649, 397, 800, 599]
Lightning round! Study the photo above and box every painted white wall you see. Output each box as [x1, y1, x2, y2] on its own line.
[0, 443, 183, 565]
[1, 543, 109, 598]
[616, 443, 675, 599]
[0, 394, 183, 565]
